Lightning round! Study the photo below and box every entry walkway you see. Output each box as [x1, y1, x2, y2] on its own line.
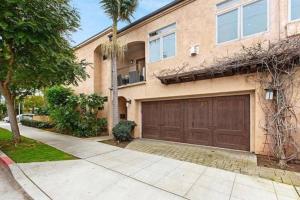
[1, 123, 299, 200]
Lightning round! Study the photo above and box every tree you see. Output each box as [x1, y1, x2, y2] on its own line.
[0, 0, 87, 143]
[24, 95, 45, 113]
[99, 0, 138, 127]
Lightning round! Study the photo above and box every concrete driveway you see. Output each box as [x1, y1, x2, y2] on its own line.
[1, 123, 299, 200]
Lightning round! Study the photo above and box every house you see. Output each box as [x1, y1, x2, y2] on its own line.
[73, 0, 300, 155]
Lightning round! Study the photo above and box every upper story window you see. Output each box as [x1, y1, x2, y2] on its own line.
[149, 23, 176, 63]
[290, 0, 300, 21]
[217, 0, 268, 44]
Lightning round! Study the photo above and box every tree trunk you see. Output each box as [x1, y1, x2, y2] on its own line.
[111, 54, 119, 127]
[111, 20, 120, 127]
[0, 85, 21, 143]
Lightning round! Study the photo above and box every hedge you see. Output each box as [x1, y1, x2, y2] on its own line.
[20, 119, 55, 129]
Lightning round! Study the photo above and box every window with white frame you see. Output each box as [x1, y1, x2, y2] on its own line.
[149, 23, 176, 62]
[217, 9, 239, 43]
[290, 0, 300, 21]
[217, 0, 268, 44]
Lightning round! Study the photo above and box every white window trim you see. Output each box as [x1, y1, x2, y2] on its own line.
[289, 0, 300, 23]
[148, 24, 177, 63]
[216, 0, 269, 45]
[215, 7, 240, 45]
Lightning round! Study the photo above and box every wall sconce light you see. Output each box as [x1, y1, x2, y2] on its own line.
[126, 99, 132, 107]
[265, 88, 276, 100]
[130, 59, 134, 64]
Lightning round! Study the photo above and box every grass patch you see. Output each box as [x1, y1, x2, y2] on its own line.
[0, 128, 77, 163]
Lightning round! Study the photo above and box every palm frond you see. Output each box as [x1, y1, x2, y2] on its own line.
[100, 41, 127, 59]
[99, 0, 119, 20]
[119, 0, 138, 23]
[99, 0, 138, 23]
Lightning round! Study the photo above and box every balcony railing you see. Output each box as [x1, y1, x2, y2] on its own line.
[117, 65, 145, 87]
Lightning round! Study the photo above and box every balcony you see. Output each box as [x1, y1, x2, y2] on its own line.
[117, 64, 145, 87]
[117, 41, 146, 87]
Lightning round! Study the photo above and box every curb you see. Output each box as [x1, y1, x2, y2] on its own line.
[0, 150, 51, 200]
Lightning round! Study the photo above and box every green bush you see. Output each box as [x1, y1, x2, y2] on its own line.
[74, 117, 107, 137]
[0, 103, 7, 120]
[45, 86, 73, 107]
[35, 106, 50, 115]
[113, 120, 136, 142]
[45, 86, 108, 137]
[21, 119, 54, 129]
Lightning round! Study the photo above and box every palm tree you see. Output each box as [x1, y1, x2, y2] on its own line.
[100, 0, 138, 127]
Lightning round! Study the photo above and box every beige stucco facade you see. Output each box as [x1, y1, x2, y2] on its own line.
[73, 0, 300, 155]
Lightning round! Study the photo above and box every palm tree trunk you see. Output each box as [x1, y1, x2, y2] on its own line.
[111, 20, 120, 127]
[0, 84, 21, 143]
[111, 55, 119, 127]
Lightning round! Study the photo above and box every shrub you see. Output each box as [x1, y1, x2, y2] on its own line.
[35, 106, 50, 115]
[74, 117, 107, 137]
[45, 86, 108, 137]
[113, 120, 136, 142]
[45, 86, 73, 107]
[0, 103, 7, 120]
[21, 119, 54, 129]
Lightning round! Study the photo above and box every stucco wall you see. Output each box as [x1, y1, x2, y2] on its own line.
[73, 0, 300, 154]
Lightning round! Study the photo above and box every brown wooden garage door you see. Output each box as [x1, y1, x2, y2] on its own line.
[142, 95, 250, 151]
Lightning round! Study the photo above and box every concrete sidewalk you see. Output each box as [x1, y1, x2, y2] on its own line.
[0, 161, 30, 200]
[1, 123, 299, 200]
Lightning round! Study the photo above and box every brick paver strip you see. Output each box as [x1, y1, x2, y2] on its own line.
[126, 139, 300, 187]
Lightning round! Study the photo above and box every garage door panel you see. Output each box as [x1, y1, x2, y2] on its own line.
[213, 97, 247, 131]
[142, 102, 161, 139]
[185, 129, 212, 146]
[184, 99, 213, 145]
[214, 131, 249, 151]
[213, 95, 250, 151]
[142, 95, 250, 151]
[160, 101, 184, 142]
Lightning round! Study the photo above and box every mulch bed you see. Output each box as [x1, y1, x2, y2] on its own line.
[100, 139, 131, 149]
[257, 155, 300, 173]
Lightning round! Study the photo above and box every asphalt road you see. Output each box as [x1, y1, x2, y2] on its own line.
[0, 163, 30, 200]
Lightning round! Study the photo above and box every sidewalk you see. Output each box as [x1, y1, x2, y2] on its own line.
[0, 161, 30, 200]
[1, 123, 299, 200]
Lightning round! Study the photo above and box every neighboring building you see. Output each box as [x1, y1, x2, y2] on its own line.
[74, 0, 300, 155]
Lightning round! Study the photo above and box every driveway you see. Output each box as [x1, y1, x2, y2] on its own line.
[1, 123, 299, 200]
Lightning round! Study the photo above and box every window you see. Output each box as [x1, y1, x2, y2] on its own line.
[163, 33, 176, 58]
[243, 0, 267, 36]
[149, 39, 160, 62]
[217, 9, 239, 43]
[149, 23, 176, 62]
[290, 0, 300, 21]
[217, 0, 268, 44]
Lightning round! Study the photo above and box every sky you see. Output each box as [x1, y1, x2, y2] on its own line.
[70, 0, 174, 45]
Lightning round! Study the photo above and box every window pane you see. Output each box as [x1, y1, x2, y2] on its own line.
[291, 0, 300, 21]
[149, 38, 160, 62]
[243, 0, 267, 36]
[217, 9, 238, 43]
[163, 33, 176, 58]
